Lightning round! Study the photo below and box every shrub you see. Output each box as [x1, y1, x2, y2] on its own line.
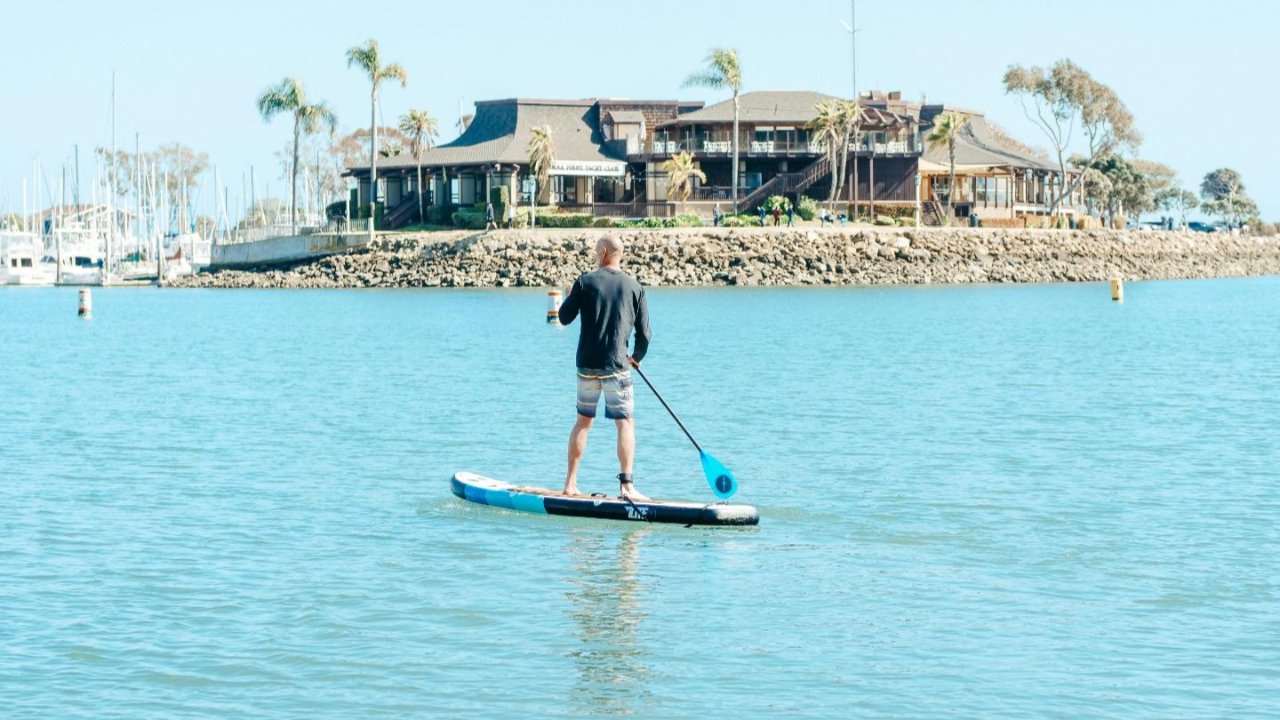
[874, 215, 896, 226]
[592, 217, 616, 228]
[614, 214, 703, 229]
[326, 200, 348, 220]
[534, 212, 594, 228]
[427, 205, 453, 225]
[1111, 215, 1126, 230]
[796, 195, 819, 221]
[764, 195, 791, 213]
[452, 210, 486, 229]
[853, 205, 915, 221]
[1075, 216, 1091, 230]
[490, 186, 510, 226]
[897, 217, 915, 227]
[720, 215, 746, 228]
[979, 217, 1024, 229]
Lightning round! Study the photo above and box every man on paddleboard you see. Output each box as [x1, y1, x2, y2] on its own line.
[558, 235, 652, 500]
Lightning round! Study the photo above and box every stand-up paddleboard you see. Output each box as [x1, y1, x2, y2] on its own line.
[451, 472, 759, 526]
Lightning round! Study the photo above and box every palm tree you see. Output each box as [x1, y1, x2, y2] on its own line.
[682, 48, 742, 212]
[808, 101, 845, 210]
[661, 151, 707, 215]
[399, 109, 439, 226]
[837, 100, 862, 215]
[256, 77, 338, 236]
[926, 111, 970, 225]
[527, 125, 556, 223]
[346, 39, 408, 235]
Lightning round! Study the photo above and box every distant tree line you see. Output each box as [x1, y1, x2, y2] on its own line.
[1004, 58, 1267, 230]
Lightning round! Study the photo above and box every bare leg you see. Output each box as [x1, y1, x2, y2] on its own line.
[615, 417, 649, 501]
[564, 414, 593, 495]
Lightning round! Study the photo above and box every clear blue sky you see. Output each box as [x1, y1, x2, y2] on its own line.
[3, 0, 1277, 219]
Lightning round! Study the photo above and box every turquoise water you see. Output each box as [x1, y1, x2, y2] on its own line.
[2, 278, 1278, 718]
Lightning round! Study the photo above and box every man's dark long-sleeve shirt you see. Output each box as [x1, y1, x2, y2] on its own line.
[558, 267, 651, 372]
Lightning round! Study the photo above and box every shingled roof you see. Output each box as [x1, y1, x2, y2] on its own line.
[354, 99, 624, 172]
[661, 90, 913, 128]
[920, 115, 1058, 172]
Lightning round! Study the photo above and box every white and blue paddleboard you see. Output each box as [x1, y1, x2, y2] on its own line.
[450, 472, 759, 526]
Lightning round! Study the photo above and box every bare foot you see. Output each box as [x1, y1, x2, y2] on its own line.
[562, 484, 582, 497]
[620, 486, 651, 502]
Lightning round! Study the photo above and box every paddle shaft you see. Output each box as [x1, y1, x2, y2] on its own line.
[632, 365, 703, 453]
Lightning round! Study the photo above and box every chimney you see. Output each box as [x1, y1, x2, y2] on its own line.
[888, 91, 902, 101]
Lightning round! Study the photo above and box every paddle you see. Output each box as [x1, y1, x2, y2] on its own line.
[632, 365, 739, 500]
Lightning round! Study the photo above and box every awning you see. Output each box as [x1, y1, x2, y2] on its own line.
[550, 160, 626, 177]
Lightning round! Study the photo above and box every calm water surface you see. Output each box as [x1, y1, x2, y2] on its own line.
[2, 278, 1278, 718]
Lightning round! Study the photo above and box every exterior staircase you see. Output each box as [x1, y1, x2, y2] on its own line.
[383, 192, 420, 229]
[738, 156, 831, 211]
[923, 199, 946, 226]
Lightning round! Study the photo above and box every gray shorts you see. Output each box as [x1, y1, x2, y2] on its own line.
[576, 368, 634, 420]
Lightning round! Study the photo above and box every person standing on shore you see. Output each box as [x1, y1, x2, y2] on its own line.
[758, 205, 766, 227]
[786, 201, 795, 227]
[772, 205, 782, 226]
[713, 203, 722, 227]
[485, 202, 497, 231]
[558, 235, 652, 501]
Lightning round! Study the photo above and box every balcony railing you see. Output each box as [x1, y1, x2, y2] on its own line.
[651, 135, 919, 156]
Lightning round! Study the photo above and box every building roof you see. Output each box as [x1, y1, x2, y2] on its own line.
[920, 115, 1058, 173]
[661, 91, 840, 126]
[661, 90, 914, 128]
[356, 99, 623, 172]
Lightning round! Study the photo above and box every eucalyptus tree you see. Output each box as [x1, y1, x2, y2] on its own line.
[346, 39, 408, 232]
[399, 109, 439, 225]
[660, 151, 707, 215]
[256, 77, 338, 235]
[683, 48, 742, 211]
[1200, 168, 1251, 225]
[926, 111, 970, 224]
[1003, 59, 1140, 217]
[1155, 187, 1199, 227]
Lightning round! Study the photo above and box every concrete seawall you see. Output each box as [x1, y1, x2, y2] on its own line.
[210, 232, 367, 269]
[169, 227, 1280, 289]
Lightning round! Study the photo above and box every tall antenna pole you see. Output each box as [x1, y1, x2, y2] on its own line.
[841, 2, 858, 99]
[852, 0, 857, 99]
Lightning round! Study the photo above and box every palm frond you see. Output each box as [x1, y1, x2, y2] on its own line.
[257, 77, 302, 122]
[378, 63, 409, 88]
[346, 39, 379, 76]
[682, 70, 725, 90]
[298, 100, 339, 136]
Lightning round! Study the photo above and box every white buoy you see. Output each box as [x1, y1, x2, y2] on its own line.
[78, 288, 92, 317]
[1111, 277, 1124, 302]
[546, 290, 563, 323]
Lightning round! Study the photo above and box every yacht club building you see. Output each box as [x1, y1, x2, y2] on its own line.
[345, 90, 1081, 227]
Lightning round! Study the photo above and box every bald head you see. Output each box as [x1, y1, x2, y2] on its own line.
[595, 235, 624, 268]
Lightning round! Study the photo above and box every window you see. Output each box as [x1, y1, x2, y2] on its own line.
[557, 176, 577, 205]
[933, 177, 951, 202]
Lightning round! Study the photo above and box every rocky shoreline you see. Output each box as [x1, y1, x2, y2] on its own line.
[165, 227, 1280, 289]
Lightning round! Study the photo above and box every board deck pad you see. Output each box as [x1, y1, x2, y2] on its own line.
[451, 472, 759, 526]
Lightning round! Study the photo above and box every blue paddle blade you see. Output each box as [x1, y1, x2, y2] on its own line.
[699, 450, 738, 500]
